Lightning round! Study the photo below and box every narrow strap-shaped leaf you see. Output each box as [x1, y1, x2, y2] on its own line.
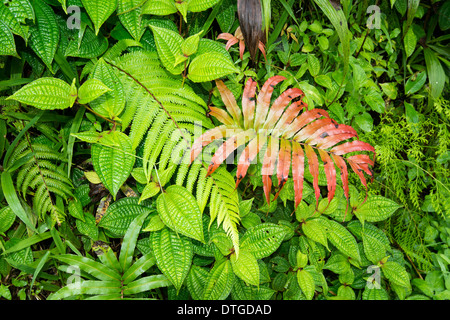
[291, 141, 305, 208]
[273, 100, 305, 132]
[274, 138, 291, 200]
[242, 78, 257, 130]
[304, 144, 320, 207]
[215, 80, 242, 125]
[330, 140, 375, 155]
[318, 149, 336, 203]
[122, 274, 170, 295]
[207, 129, 256, 177]
[208, 107, 234, 125]
[190, 125, 240, 163]
[235, 132, 268, 187]
[48, 280, 121, 300]
[254, 76, 286, 131]
[54, 254, 122, 281]
[119, 210, 151, 272]
[261, 136, 279, 205]
[121, 253, 156, 284]
[263, 88, 303, 130]
[331, 154, 350, 202]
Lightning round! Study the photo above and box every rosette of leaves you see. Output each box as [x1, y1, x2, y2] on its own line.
[190, 76, 376, 208]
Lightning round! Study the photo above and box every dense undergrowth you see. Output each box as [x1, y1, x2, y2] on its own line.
[0, 0, 448, 300]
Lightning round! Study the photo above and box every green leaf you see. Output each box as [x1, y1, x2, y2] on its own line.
[7, 78, 77, 110]
[424, 48, 446, 100]
[439, 1, 450, 31]
[202, 259, 235, 300]
[54, 255, 122, 281]
[322, 218, 361, 263]
[188, 52, 239, 82]
[182, 31, 202, 57]
[188, 0, 221, 12]
[297, 269, 315, 300]
[187, 265, 209, 300]
[1, 171, 37, 233]
[404, 101, 419, 125]
[403, 26, 417, 58]
[151, 228, 193, 292]
[117, 0, 145, 41]
[337, 285, 355, 300]
[364, 87, 385, 113]
[0, 3, 29, 43]
[302, 219, 328, 249]
[64, 27, 109, 59]
[354, 195, 401, 222]
[0, 207, 16, 233]
[156, 185, 204, 242]
[119, 211, 151, 272]
[142, 0, 177, 15]
[0, 20, 18, 57]
[240, 223, 287, 259]
[149, 25, 184, 75]
[122, 275, 170, 295]
[92, 243, 122, 273]
[382, 261, 411, 289]
[121, 253, 156, 284]
[88, 58, 125, 119]
[307, 54, 321, 77]
[405, 71, 427, 95]
[48, 280, 121, 300]
[81, 0, 117, 35]
[379, 82, 398, 100]
[91, 131, 135, 200]
[354, 112, 374, 133]
[99, 197, 154, 237]
[77, 79, 112, 104]
[76, 212, 98, 240]
[230, 249, 259, 287]
[29, 0, 59, 72]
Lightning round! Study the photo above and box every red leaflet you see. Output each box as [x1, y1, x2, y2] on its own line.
[330, 140, 375, 156]
[235, 133, 268, 188]
[207, 130, 256, 176]
[263, 88, 303, 130]
[216, 80, 242, 125]
[291, 141, 305, 209]
[331, 154, 349, 201]
[283, 108, 330, 138]
[242, 78, 257, 129]
[254, 76, 286, 130]
[304, 144, 320, 207]
[316, 133, 357, 149]
[274, 100, 305, 132]
[209, 107, 234, 125]
[348, 161, 368, 188]
[294, 118, 335, 142]
[274, 138, 291, 200]
[318, 149, 336, 203]
[190, 125, 238, 163]
[262, 137, 279, 204]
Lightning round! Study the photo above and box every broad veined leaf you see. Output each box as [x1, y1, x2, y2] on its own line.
[190, 77, 375, 209]
[0, 20, 18, 57]
[91, 131, 135, 200]
[302, 218, 328, 249]
[77, 78, 111, 104]
[354, 195, 401, 222]
[188, 0, 221, 12]
[151, 228, 193, 292]
[424, 48, 445, 100]
[240, 223, 287, 259]
[88, 58, 125, 119]
[117, 0, 146, 41]
[82, 0, 117, 35]
[403, 26, 417, 58]
[202, 259, 235, 300]
[64, 26, 109, 59]
[0, 3, 29, 42]
[149, 25, 184, 75]
[6, 77, 77, 110]
[0, 207, 15, 233]
[142, 0, 177, 15]
[297, 269, 315, 300]
[188, 52, 240, 82]
[29, 0, 59, 72]
[187, 265, 209, 300]
[156, 185, 204, 242]
[98, 197, 154, 237]
[321, 218, 361, 263]
[230, 249, 259, 286]
[381, 261, 411, 289]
